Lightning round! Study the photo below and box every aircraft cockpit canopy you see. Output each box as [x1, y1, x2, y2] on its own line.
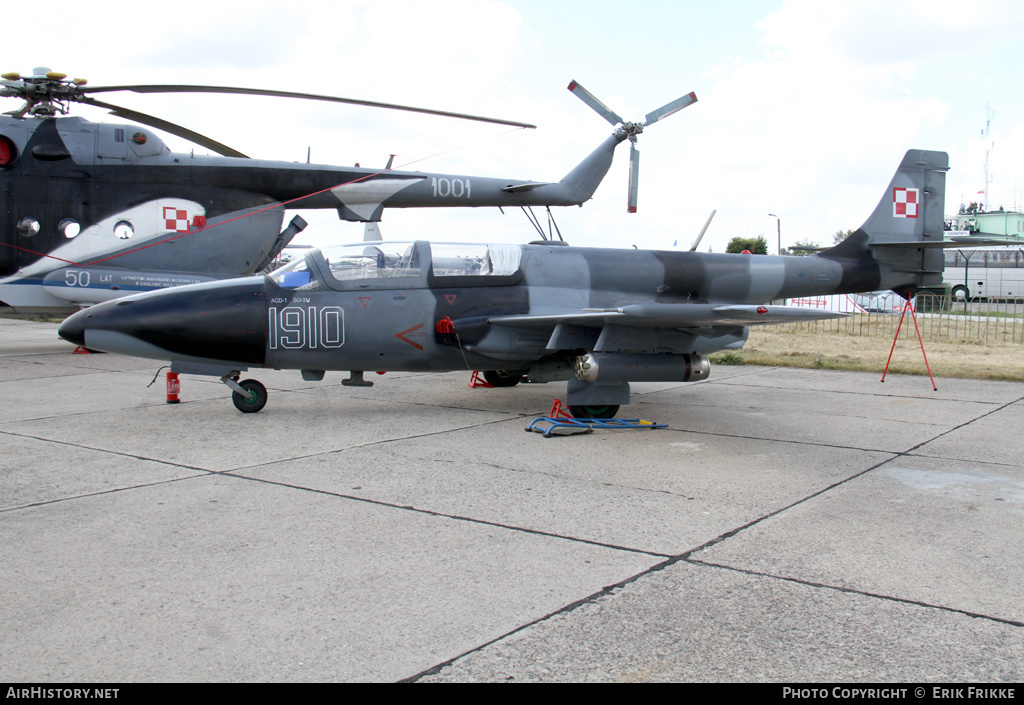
[430, 243, 522, 277]
[269, 241, 524, 291]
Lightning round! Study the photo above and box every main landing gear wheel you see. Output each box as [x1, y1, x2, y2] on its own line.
[484, 369, 527, 387]
[232, 379, 268, 413]
[568, 404, 620, 420]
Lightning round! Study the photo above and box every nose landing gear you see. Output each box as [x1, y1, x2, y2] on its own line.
[221, 375, 268, 413]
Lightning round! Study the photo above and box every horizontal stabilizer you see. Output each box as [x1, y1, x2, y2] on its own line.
[501, 182, 553, 193]
[873, 237, 1023, 248]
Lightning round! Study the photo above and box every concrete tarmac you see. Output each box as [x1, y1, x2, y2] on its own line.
[1, 317, 1022, 683]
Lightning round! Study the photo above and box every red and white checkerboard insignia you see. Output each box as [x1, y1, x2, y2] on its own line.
[892, 187, 919, 219]
[163, 206, 191, 232]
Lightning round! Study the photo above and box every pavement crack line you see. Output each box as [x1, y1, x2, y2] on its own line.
[901, 393, 1024, 454]
[685, 558, 1024, 629]
[401, 553, 682, 683]
[220, 415, 527, 474]
[216, 469, 672, 560]
[0, 429, 214, 474]
[0, 474, 212, 514]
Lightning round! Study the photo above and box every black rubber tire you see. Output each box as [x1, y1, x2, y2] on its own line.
[232, 379, 268, 413]
[484, 369, 526, 387]
[568, 404, 620, 420]
[951, 284, 969, 301]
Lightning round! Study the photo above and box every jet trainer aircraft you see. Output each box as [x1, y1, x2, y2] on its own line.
[59, 149, 950, 418]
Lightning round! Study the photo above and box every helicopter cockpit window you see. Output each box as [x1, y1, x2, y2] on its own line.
[321, 242, 421, 283]
[113, 220, 134, 240]
[59, 219, 80, 239]
[17, 217, 40, 238]
[430, 243, 522, 277]
[269, 257, 319, 291]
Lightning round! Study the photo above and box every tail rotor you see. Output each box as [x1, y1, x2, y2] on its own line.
[568, 80, 697, 212]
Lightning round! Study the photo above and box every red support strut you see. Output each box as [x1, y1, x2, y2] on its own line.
[548, 399, 574, 419]
[881, 297, 937, 391]
[468, 371, 494, 388]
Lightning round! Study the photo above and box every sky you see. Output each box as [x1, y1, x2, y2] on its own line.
[4, 0, 1024, 252]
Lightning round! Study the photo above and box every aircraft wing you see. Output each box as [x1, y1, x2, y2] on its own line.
[488, 303, 847, 331]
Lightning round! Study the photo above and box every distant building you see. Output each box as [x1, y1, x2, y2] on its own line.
[942, 208, 1024, 300]
[948, 207, 1024, 239]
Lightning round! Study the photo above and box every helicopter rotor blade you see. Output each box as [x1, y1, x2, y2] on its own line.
[78, 96, 249, 158]
[627, 142, 640, 213]
[81, 84, 536, 129]
[643, 91, 697, 127]
[567, 80, 624, 127]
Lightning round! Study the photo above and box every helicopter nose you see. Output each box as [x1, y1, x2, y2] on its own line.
[58, 310, 86, 347]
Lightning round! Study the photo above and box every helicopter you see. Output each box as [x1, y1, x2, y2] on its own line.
[59, 148, 952, 419]
[0, 68, 696, 316]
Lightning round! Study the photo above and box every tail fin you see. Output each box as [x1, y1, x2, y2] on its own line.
[500, 133, 621, 207]
[821, 149, 948, 296]
[552, 133, 623, 205]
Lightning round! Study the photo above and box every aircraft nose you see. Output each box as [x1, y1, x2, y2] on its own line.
[58, 310, 86, 347]
[52, 277, 268, 365]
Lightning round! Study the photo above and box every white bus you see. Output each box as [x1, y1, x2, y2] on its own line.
[944, 246, 1024, 300]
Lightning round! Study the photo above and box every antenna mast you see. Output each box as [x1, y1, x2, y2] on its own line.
[982, 102, 995, 210]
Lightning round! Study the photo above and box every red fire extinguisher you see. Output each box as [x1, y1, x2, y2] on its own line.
[166, 372, 180, 404]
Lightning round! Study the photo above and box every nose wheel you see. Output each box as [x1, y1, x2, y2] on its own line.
[224, 377, 268, 413]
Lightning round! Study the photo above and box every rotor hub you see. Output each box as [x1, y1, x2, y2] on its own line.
[622, 121, 644, 143]
[1, 68, 86, 117]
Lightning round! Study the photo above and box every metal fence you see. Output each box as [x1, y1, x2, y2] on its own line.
[775, 294, 1024, 344]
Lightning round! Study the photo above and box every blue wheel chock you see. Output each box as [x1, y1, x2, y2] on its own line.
[525, 416, 666, 438]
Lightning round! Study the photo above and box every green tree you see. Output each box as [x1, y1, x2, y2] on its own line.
[833, 228, 855, 244]
[782, 238, 821, 256]
[725, 236, 768, 254]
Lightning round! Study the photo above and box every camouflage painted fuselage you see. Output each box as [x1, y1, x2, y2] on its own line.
[56, 238, 901, 373]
